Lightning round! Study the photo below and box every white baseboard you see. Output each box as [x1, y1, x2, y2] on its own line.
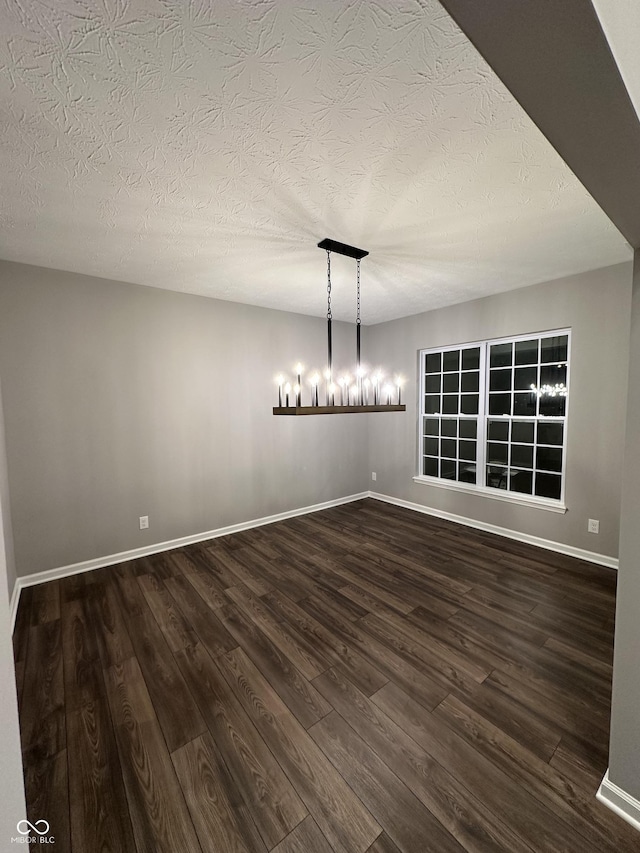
[597, 770, 640, 833]
[9, 581, 20, 635]
[368, 491, 619, 570]
[10, 486, 618, 634]
[10, 491, 368, 633]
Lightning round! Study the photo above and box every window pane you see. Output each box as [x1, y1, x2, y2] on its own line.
[514, 366, 537, 391]
[424, 418, 439, 436]
[487, 443, 508, 464]
[462, 348, 480, 370]
[442, 395, 459, 414]
[425, 374, 441, 393]
[538, 421, 563, 446]
[511, 470, 533, 494]
[441, 460, 456, 480]
[489, 394, 511, 415]
[535, 473, 561, 500]
[512, 421, 534, 443]
[490, 369, 512, 392]
[424, 437, 438, 455]
[540, 364, 567, 388]
[459, 420, 477, 439]
[423, 457, 438, 477]
[441, 438, 457, 458]
[488, 420, 509, 441]
[425, 353, 441, 373]
[461, 394, 479, 414]
[539, 395, 566, 417]
[461, 372, 479, 393]
[515, 339, 538, 365]
[541, 335, 568, 364]
[441, 419, 457, 436]
[443, 350, 460, 372]
[459, 440, 477, 461]
[443, 373, 460, 393]
[459, 464, 476, 484]
[514, 392, 537, 416]
[425, 395, 440, 414]
[511, 444, 533, 469]
[487, 466, 508, 489]
[490, 342, 512, 368]
[537, 446, 563, 472]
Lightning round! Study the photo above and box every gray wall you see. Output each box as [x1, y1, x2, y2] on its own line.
[366, 262, 632, 558]
[0, 381, 16, 598]
[0, 379, 27, 840]
[0, 261, 369, 577]
[609, 249, 640, 799]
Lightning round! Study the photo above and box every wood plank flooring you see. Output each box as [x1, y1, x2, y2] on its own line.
[13, 498, 639, 852]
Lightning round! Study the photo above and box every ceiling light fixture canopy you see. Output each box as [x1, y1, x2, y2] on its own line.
[273, 239, 407, 416]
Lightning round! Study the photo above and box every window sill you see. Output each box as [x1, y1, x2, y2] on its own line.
[412, 476, 567, 514]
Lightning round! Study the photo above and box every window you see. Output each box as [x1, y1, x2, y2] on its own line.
[418, 331, 569, 505]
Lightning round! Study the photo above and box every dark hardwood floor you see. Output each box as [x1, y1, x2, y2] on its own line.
[13, 498, 639, 852]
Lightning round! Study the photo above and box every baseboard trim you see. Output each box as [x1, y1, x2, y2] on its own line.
[9, 581, 21, 635]
[368, 491, 619, 570]
[11, 491, 369, 632]
[597, 770, 640, 833]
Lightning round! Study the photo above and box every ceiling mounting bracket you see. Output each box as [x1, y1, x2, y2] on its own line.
[317, 238, 369, 260]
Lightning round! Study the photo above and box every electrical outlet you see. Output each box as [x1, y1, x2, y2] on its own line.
[139, 515, 149, 530]
[371, 472, 377, 481]
[588, 518, 600, 534]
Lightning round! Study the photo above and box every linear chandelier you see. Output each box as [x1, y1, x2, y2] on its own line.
[273, 238, 407, 416]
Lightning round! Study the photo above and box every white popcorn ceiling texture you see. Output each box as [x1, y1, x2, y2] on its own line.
[0, 0, 631, 323]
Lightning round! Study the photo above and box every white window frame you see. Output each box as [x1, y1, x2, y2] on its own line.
[413, 329, 570, 514]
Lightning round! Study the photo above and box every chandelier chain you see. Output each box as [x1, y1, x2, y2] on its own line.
[356, 258, 361, 327]
[326, 250, 332, 321]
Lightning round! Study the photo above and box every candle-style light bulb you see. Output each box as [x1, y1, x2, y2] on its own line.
[373, 371, 383, 405]
[310, 373, 320, 406]
[276, 374, 284, 407]
[329, 382, 336, 405]
[383, 384, 393, 405]
[338, 376, 346, 406]
[395, 375, 404, 406]
[284, 382, 292, 407]
[363, 377, 371, 406]
[294, 364, 303, 407]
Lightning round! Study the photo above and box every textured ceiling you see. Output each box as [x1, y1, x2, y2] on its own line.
[0, 0, 632, 323]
